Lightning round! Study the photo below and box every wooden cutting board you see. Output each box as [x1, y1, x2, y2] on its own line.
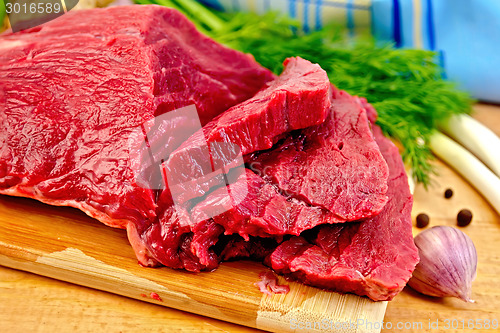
[0, 188, 386, 333]
[1, 104, 499, 333]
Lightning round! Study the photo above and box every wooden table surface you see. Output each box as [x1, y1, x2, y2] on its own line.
[1, 104, 499, 333]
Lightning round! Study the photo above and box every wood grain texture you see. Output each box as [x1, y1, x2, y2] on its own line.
[0, 191, 387, 333]
[0, 104, 499, 333]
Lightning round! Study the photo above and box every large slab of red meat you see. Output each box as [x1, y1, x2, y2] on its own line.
[0, 5, 274, 264]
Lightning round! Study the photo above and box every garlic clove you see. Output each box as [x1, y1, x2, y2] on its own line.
[408, 226, 477, 302]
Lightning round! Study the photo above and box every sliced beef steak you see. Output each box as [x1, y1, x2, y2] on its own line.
[163, 57, 331, 204]
[265, 123, 419, 301]
[143, 91, 391, 272]
[0, 5, 274, 265]
[145, 168, 348, 271]
[247, 87, 389, 220]
[143, 197, 280, 271]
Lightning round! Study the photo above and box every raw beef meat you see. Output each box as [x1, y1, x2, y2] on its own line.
[144, 167, 350, 271]
[143, 92, 389, 271]
[255, 271, 290, 296]
[0, 5, 274, 264]
[163, 57, 331, 204]
[0, 5, 417, 301]
[265, 122, 419, 301]
[247, 86, 389, 220]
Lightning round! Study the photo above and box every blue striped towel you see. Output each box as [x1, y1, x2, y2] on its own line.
[200, 0, 500, 103]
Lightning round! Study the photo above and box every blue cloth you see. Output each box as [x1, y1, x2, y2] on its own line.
[371, 0, 500, 103]
[200, 0, 500, 103]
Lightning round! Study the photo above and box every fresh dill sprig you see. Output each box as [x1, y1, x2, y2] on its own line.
[134, 0, 473, 186]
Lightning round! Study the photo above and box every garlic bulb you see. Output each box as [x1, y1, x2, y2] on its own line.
[408, 226, 477, 302]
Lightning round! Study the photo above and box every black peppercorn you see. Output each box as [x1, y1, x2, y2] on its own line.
[444, 188, 453, 199]
[457, 209, 473, 227]
[416, 213, 430, 228]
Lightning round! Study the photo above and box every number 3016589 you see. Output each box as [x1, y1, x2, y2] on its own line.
[443, 319, 498, 329]
[5, 1, 63, 14]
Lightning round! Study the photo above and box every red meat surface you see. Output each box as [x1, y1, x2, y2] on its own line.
[265, 123, 419, 301]
[163, 57, 331, 205]
[247, 86, 389, 220]
[0, 5, 274, 265]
